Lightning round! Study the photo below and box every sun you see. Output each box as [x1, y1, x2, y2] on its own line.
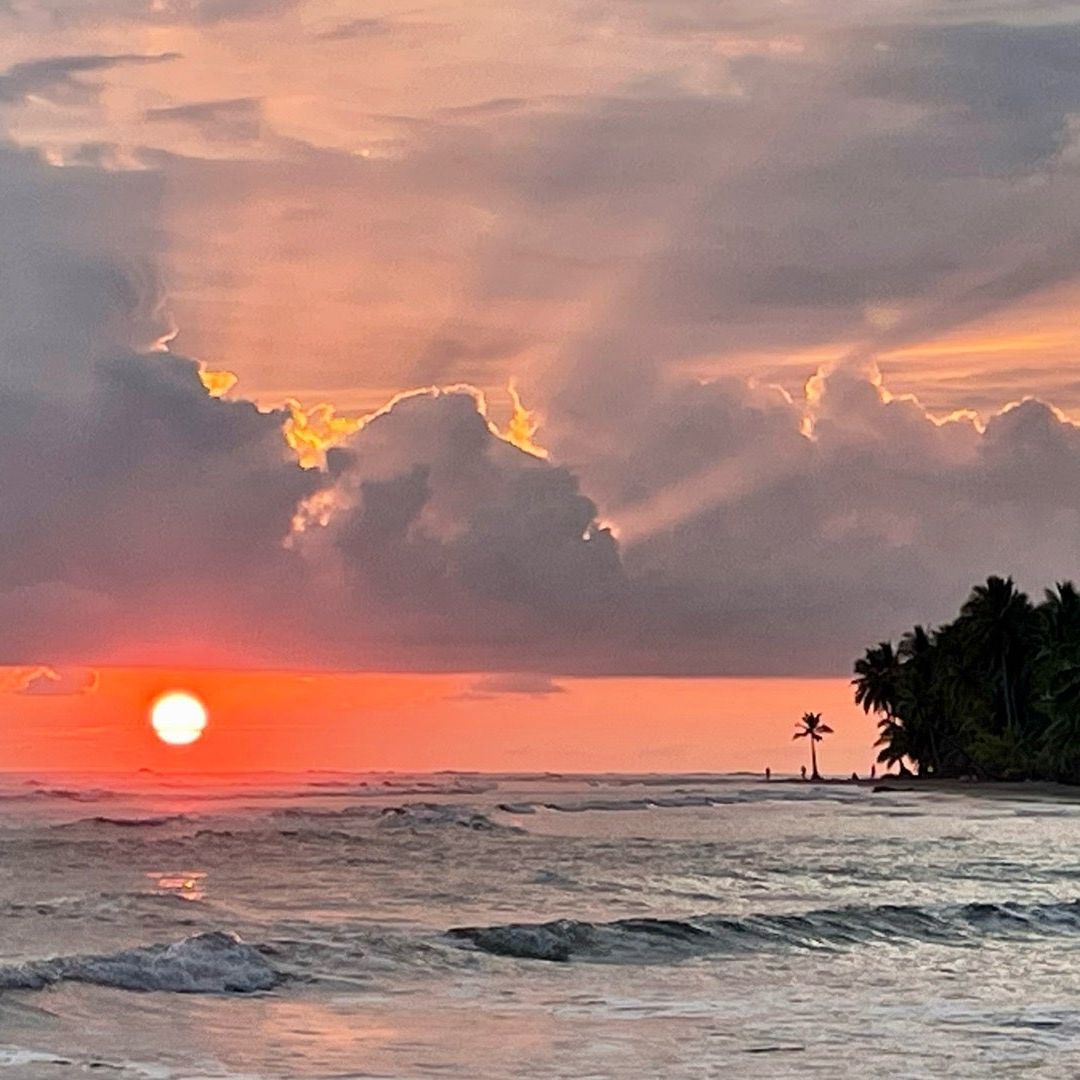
[150, 691, 208, 746]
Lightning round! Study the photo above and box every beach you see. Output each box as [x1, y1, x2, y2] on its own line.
[0, 771, 1079, 1078]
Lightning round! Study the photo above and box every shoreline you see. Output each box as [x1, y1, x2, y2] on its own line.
[775, 776, 1080, 801]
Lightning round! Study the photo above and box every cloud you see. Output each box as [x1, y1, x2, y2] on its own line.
[0, 52, 179, 106]
[290, 387, 625, 669]
[4, 666, 99, 695]
[145, 98, 264, 142]
[4, 3, 1080, 679]
[458, 673, 566, 698]
[5, 127, 1080, 677]
[5, 0, 298, 27]
[315, 17, 393, 42]
[0, 142, 324, 667]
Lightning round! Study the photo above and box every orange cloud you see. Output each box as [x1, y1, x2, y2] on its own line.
[197, 364, 239, 398]
[282, 400, 363, 469]
[502, 380, 549, 459]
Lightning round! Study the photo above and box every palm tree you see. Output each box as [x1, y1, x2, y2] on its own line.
[959, 576, 1035, 738]
[853, 641, 899, 721]
[793, 711, 833, 780]
[897, 624, 942, 775]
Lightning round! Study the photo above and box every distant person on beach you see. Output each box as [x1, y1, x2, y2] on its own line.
[765, 767, 771, 782]
[851, 771, 859, 781]
[800, 765, 807, 780]
[870, 764, 876, 780]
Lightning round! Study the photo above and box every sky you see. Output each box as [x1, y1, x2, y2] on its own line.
[1, 0, 1080, 770]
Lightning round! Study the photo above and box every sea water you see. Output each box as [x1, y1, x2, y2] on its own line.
[0, 772, 1078, 1078]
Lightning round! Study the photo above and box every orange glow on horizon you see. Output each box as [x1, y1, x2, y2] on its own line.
[0, 667, 875, 776]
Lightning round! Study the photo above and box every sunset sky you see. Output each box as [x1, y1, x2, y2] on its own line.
[2, 0, 1079, 771]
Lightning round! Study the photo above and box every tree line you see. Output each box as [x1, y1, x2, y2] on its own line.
[853, 576, 1080, 783]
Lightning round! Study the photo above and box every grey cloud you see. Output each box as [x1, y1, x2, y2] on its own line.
[459, 673, 566, 698]
[410, 324, 532, 384]
[292, 389, 625, 668]
[0, 143, 324, 666]
[7, 0, 297, 27]
[6, 138, 1080, 676]
[145, 98, 264, 142]
[0, 52, 179, 106]
[579, 363, 1080, 674]
[373, 17, 1080, 414]
[105, 12, 1080, 416]
[315, 17, 393, 41]
[4, 2, 1080, 678]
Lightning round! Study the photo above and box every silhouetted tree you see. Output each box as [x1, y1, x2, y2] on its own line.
[793, 711, 832, 781]
[855, 575, 1080, 783]
[959, 576, 1035, 738]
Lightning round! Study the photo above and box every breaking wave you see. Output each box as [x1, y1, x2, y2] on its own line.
[51, 814, 190, 830]
[0, 931, 280, 993]
[497, 788, 864, 815]
[269, 801, 516, 832]
[447, 899, 1080, 962]
[377, 802, 522, 833]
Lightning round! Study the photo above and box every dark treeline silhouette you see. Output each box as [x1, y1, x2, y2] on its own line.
[853, 576, 1080, 783]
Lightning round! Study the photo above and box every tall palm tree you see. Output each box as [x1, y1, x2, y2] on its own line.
[793, 711, 833, 780]
[959, 576, 1035, 738]
[897, 624, 942, 775]
[853, 641, 899, 721]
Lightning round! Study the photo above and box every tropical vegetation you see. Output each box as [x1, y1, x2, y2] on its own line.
[853, 576, 1080, 783]
[794, 711, 833, 780]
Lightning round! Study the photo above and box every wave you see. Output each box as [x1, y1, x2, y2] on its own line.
[50, 814, 190, 829]
[377, 802, 522, 833]
[498, 789, 862, 814]
[0, 788, 120, 803]
[271, 801, 518, 832]
[0, 890, 198, 922]
[301, 779, 497, 796]
[0, 931, 279, 993]
[447, 898, 1080, 963]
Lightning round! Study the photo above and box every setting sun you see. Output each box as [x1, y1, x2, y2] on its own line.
[150, 691, 208, 746]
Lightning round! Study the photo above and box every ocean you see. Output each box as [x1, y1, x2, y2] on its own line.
[0, 772, 1078, 1078]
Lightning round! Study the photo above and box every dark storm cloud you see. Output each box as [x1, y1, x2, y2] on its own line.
[0, 143, 323, 665]
[291, 389, 626, 668]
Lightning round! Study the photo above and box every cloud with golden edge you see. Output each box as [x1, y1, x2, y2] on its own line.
[197, 364, 238, 398]
[503, 380, 549, 459]
[283, 400, 364, 469]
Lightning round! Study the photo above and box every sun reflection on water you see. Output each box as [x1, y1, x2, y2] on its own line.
[147, 870, 207, 901]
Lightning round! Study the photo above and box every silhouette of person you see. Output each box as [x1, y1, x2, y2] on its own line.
[870, 764, 876, 780]
[800, 765, 807, 781]
[765, 767, 771, 782]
